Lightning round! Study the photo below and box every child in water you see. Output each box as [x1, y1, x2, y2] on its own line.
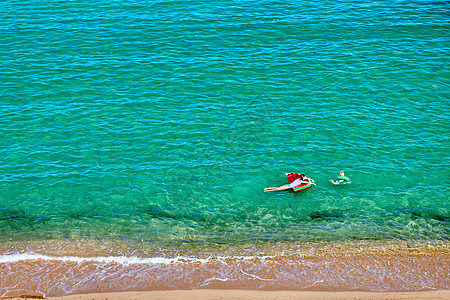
[331, 171, 350, 185]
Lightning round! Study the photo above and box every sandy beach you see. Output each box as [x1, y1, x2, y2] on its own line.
[2, 290, 449, 300]
[47, 290, 450, 300]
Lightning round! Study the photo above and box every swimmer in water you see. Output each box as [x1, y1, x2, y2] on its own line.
[264, 174, 316, 192]
[331, 171, 350, 185]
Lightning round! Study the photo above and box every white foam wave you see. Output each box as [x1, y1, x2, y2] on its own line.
[0, 253, 277, 265]
[0, 253, 202, 265]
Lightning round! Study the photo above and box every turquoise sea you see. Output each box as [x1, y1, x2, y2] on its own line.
[0, 0, 449, 296]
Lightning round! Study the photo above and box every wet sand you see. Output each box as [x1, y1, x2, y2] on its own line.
[43, 289, 450, 300]
[1, 241, 449, 297]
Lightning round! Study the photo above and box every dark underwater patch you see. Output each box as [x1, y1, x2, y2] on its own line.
[0, 209, 52, 231]
[403, 209, 449, 222]
[431, 215, 448, 222]
[309, 211, 344, 220]
[143, 205, 176, 220]
[0, 209, 29, 221]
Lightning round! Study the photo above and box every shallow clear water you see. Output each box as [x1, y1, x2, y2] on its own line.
[0, 0, 448, 296]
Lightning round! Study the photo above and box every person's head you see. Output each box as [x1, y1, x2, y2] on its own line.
[340, 171, 345, 176]
[300, 174, 305, 179]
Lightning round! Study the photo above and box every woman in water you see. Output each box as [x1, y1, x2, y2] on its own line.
[264, 174, 315, 192]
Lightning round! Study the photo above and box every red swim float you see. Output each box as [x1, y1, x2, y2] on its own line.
[285, 173, 313, 192]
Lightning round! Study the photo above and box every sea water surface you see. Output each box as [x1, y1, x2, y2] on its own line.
[0, 0, 449, 297]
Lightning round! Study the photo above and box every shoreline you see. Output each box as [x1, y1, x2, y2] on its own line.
[1, 241, 449, 296]
[43, 289, 450, 300]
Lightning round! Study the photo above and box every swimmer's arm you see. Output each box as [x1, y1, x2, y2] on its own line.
[305, 177, 316, 186]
